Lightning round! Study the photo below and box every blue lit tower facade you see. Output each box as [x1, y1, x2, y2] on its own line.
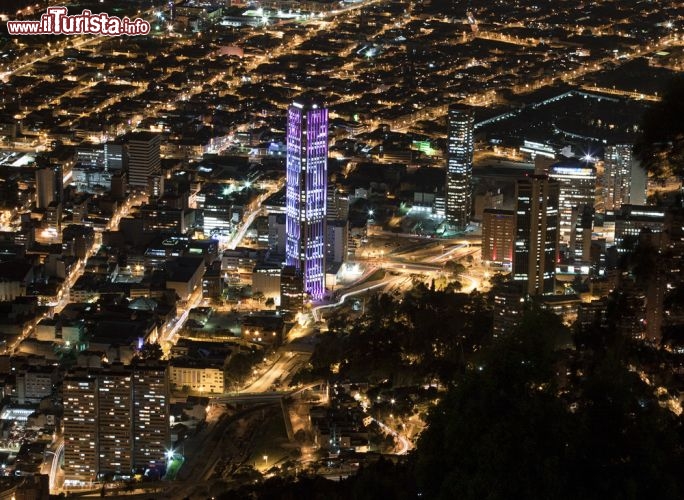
[445, 105, 474, 231]
[285, 99, 328, 301]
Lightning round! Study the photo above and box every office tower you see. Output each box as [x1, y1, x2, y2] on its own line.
[111, 171, 127, 201]
[140, 204, 189, 234]
[280, 265, 304, 313]
[147, 174, 165, 201]
[45, 201, 62, 237]
[534, 155, 556, 175]
[548, 162, 596, 261]
[481, 209, 515, 266]
[326, 219, 349, 264]
[614, 204, 666, 253]
[445, 105, 474, 231]
[285, 98, 328, 301]
[569, 204, 593, 262]
[252, 264, 282, 305]
[492, 283, 525, 337]
[104, 140, 126, 171]
[62, 365, 170, 483]
[63, 375, 98, 482]
[98, 369, 133, 475]
[127, 132, 161, 189]
[603, 145, 648, 210]
[603, 145, 631, 211]
[629, 159, 648, 206]
[326, 185, 349, 222]
[473, 190, 503, 221]
[200, 192, 235, 238]
[513, 175, 560, 295]
[131, 364, 170, 470]
[35, 166, 59, 209]
[268, 213, 287, 254]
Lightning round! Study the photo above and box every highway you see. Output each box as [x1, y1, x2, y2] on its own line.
[312, 276, 399, 321]
[370, 417, 411, 455]
[241, 350, 309, 393]
[39, 439, 64, 494]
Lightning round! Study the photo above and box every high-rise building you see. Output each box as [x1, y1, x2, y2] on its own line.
[63, 375, 98, 483]
[45, 201, 62, 238]
[35, 166, 61, 209]
[548, 162, 596, 245]
[569, 204, 593, 262]
[603, 145, 631, 212]
[285, 98, 328, 300]
[445, 105, 474, 231]
[104, 140, 126, 171]
[473, 190, 503, 221]
[98, 369, 133, 475]
[481, 209, 515, 266]
[326, 219, 349, 264]
[131, 364, 170, 470]
[492, 283, 525, 337]
[603, 145, 648, 210]
[614, 204, 666, 253]
[326, 185, 349, 222]
[512, 175, 560, 295]
[147, 174, 165, 201]
[280, 265, 304, 313]
[111, 171, 128, 201]
[127, 132, 161, 189]
[62, 364, 170, 484]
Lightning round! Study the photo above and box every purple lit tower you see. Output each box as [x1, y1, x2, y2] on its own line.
[285, 98, 328, 301]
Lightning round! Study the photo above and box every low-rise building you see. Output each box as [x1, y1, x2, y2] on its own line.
[169, 360, 224, 394]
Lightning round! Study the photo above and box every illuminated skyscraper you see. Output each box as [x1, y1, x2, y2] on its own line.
[131, 364, 170, 470]
[548, 162, 596, 260]
[445, 105, 474, 231]
[98, 368, 133, 475]
[482, 209, 515, 267]
[285, 98, 328, 300]
[513, 175, 560, 295]
[603, 144, 647, 210]
[127, 132, 161, 189]
[63, 364, 169, 484]
[63, 375, 98, 483]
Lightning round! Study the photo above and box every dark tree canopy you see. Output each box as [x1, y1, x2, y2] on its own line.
[634, 76, 684, 178]
[414, 306, 684, 500]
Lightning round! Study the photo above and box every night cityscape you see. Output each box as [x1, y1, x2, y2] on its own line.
[0, 0, 682, 498]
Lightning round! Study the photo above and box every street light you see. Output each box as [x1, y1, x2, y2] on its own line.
[263, 455, 268, 469]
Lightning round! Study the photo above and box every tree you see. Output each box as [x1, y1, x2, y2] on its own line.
[138, 342, 163, 361]
[265, 297, 275, 308]
[414, 305, 684, 500]
[634, 76, 684, 178]
[444, 260, 466, 275]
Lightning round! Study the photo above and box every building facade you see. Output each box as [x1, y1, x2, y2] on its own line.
[280, 265, 304, 313]
[35, 166, 61, 209]
[603, 144, 647, 210]
[548, 162, 596, 251]
[445, 105, 474, 231]
[512, 175, 560, 295]
[63, 376, 99, 483]
[481, 209, 515, 266]
[62, 364, 170, 484]
[127, 132, 161, 189]
[614, 204, 666, 253]
[285, 99, 328, 300]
